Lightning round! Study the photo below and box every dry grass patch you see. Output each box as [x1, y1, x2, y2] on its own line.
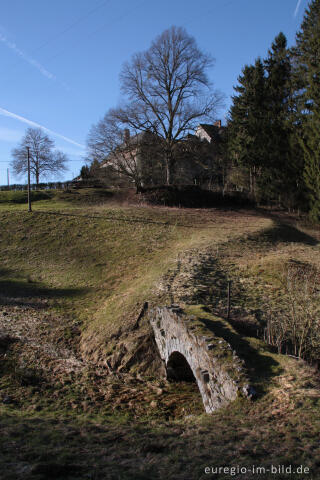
[1, 193, 320, 479]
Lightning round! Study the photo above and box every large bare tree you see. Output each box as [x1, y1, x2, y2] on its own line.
[11, 128, 67, 185]
[88, 26, 223, 185]
[87, 113, 164, 190]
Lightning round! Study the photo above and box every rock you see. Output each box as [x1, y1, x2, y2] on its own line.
[171, 303, 181, 309]
[242, 385, 257, 398]
[150, 400, 158, 408]
[201, 370, 210, 383]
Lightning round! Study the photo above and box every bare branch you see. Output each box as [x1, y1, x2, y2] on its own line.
[11, 128, 68, 184]
[88, 26, 224, 185]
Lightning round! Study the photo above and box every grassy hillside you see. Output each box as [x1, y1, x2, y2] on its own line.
[0, 189, 320, 479]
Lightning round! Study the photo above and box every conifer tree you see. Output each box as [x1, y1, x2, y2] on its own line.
[228, 58, 268, 200]
[263, 32, 303, 208]
[294, 0, 320, 221]
[228, 34, 306, 209]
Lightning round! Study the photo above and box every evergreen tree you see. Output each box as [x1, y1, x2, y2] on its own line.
[80, 165, 90, 179]
[263, 32, 303, 209]
[228, 58, 268, 200]
[228, 34, 306, 210]
[294, 0, 320, 221]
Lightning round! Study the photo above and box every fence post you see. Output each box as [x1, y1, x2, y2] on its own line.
[227, 280, 232, 320]
[27, 147, 32, 213]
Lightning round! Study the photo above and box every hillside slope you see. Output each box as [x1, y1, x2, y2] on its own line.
[0, 190, 320, 479]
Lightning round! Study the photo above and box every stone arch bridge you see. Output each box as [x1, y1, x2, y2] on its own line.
[149, 305, 253, 413]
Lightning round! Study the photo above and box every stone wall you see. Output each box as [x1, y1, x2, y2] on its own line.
[149, 305, 253, 414]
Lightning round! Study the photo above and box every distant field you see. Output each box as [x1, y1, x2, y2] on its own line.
[0, 188, 320, 479]
[0, 188, 115, 207]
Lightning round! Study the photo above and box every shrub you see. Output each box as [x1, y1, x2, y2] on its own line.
[141, 185, 255, 208]
[263, 262, 320, 363]
[0, 190, 53, 204]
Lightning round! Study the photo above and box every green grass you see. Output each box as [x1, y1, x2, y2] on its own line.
[0, 189, 54, 204]
[1, 189, 320, 479]
[0, 189, 272, 360]
[0, 188, 114, 210]
[1, 357, 320, 479]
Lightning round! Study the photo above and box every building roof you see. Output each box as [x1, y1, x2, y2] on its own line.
[197, 123, 224, 141]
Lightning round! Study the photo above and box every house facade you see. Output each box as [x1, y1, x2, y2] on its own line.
[195, 121, 223, 143]
[99, 121, 224, 188]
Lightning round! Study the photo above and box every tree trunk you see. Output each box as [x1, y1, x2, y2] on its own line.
[135, 178, 144, 194]
[35, 157, 40, 186]
[249, 165, 257, 202]
[165, 153, 174, 185]
[222, 167, 226, 196]
[253, 165, 256, 201]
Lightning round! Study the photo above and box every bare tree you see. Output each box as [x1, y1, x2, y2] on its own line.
[88, 26, 224, 185]
[87, 113, 164, 190]
[11, 128, 67, 185]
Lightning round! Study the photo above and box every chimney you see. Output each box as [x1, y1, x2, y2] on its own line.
[124, 128, 130, 143]
[214, 120, 221, 128]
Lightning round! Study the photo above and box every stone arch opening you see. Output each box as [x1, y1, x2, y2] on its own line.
[166, 351, 196, 382]
[150, 306, 251, 413]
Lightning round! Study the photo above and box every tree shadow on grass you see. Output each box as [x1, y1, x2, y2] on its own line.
[198, 314, 282, 396]
[0, 269, 89, 308]
[250, 222, 319, 246]
[183, 256, 250, 319]
[0, 415, 173, 480]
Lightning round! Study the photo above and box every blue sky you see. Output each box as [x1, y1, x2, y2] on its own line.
[0, 0, 307, 184]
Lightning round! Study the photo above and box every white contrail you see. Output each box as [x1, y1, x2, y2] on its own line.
[0, 107, 85, 149]
[0, 29, 56, 81]
[294, 0, 302, 17]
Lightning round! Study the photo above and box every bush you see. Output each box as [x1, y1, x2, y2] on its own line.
[263, 262, 320, 363]
[0, 190, 53, 204]
[141, 185, 255, 208]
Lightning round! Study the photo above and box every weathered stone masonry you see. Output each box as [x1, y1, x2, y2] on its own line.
[149, 305, 253, 413]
